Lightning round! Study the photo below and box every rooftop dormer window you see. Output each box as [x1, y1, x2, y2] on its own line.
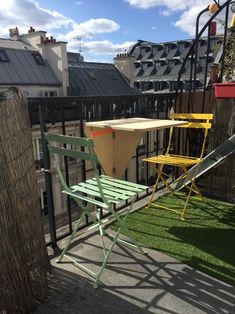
[168, 60, 176, 69]
[140, 47, 146, 55]
[32, 53, 45, 65]
[155, 61, 161, 70]
[178, 43, 186, 53]
[0, 50, 9, 62]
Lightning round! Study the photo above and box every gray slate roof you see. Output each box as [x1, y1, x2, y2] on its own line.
[131, 37, 220, 93]
[68, 61, 139, 97]
[0, 38, 59, 86]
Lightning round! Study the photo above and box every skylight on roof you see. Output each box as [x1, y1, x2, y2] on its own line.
[32, 53, 45, 65]
[0, 50, 9, 62]
[88, 71, 96, 80]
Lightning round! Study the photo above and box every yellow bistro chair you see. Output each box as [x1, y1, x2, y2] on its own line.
[143, 113, 213, 220]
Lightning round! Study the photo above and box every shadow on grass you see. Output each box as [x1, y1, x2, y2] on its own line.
[219, 206, 235, 226]
[111, 194, 235, 286]
[169, 226, 235, 286]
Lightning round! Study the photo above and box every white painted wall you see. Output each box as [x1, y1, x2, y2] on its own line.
[19, 30, 68, 96]
[0, 85, 60, 97]
[114, 54, 135, 87]
[39, 42, 68, 96]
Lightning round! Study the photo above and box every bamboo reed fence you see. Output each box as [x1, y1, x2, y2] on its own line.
[177, 91, 235, 202]
[201, 99, 235, 202]
[0, 95, 49, 313]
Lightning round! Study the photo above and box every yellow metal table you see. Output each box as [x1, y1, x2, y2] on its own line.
[85, 117, 187, 179]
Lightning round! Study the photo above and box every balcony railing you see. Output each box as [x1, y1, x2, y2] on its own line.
[28, 93, 177, 248]
[27, 1, 235, 249]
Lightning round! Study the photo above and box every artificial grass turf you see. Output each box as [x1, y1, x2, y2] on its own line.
[111, 194, 235, 286]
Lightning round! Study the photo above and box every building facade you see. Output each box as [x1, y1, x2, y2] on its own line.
[115, 34, 221, 94]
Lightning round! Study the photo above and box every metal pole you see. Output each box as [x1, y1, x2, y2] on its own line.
[39, 104, 57, 248]
[220, 2, 230, 81]
[60, 102, 72, 233]
[201, 23, 212, 113]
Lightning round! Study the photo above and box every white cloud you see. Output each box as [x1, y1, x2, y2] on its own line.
[0, 0, 128, 61]
[0, 0, 120, 46]
[160, 9, 171, 17]
[61, 18, 120, 40]
[125, 0, 193, 11]
[0, 0, 71, 37]
[125, 0, 225, 36]
[68, 40, 135, 55]
[175, 4, 210, 36]
[85, 57, 112, 63]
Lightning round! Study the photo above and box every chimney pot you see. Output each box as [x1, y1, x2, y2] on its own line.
[210, 21, 217, 36]
[9, 27, 19, 37]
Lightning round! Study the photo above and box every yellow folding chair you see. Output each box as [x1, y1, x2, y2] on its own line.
[143, 113, 213, 220]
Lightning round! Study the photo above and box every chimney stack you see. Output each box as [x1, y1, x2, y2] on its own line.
[9, 27, 19, 37]
[28, 26, 35, 33]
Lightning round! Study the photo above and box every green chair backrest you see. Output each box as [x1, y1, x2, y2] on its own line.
[44, 133, 102, 193]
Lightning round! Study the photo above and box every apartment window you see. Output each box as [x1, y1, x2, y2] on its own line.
[40, 189, 48, 216]
[164, 44, 171, 54]
[185, 59, 193, 68]
[44, 91, 57, 97]
[155, 62, 161, 70]
[88, 71, 96, 80]
[154, 81, 162, 91]
[66, 133, 79, 162]
[134, 82, 141, 90]
[142, 63, 148, 71]
[168, 60, 175, 70]
[153, 46, 162, 54]
[178, 43, 184, 53]
[23, 91, 29, 97]
[137, 137, 146, 155]
[33, 138, 44, 169]
[169, 81, 177, 91]
[0, 50, 9, 62]
[140, 47, 146, 55]
[141, 82, 149, 91]
[32, 52, 45, 65]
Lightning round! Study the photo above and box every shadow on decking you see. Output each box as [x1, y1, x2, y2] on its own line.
[35, 230, 235, 314]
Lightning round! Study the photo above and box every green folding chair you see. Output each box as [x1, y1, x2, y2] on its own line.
[44, 133, 148, 288]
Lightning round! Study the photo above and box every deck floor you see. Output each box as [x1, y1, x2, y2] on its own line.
[35, 229, 235, 314]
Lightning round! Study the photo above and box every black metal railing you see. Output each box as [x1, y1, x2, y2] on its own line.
[28, 93, 175, 248]
[28, 1, 234, 249]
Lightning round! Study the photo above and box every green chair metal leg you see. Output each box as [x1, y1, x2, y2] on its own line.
[56, 208, 88, 263]
[109, 199, 146, 255]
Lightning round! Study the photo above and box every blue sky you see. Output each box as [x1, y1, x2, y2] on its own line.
[0, 0, 219, 62]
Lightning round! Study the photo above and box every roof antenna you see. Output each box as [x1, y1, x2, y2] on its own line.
[77, 36, 83, 53]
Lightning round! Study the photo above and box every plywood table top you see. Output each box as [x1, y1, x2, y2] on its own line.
[85, 117, 187, 132]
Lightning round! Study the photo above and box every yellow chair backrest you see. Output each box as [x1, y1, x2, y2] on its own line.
[167, 113, 214, 160]
[169, 113, 213, 129]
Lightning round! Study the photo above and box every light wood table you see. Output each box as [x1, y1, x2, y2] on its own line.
[85, 117, 187, 179]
